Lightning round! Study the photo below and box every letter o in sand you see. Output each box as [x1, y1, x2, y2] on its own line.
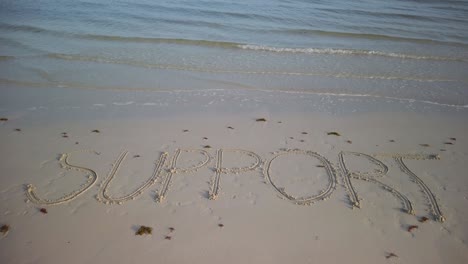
[265, 150, 336, 205]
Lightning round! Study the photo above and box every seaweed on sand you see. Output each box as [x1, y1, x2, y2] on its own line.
[1, 224, 9, 235]
[136, 226, 153, 235]
[327, 132, 340, 136]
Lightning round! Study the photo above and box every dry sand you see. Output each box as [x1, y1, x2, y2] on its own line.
[0, 84, 467, 263]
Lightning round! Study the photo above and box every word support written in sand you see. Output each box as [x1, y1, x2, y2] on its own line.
[25, 148, 445, 222]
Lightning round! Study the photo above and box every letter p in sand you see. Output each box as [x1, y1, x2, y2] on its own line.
[209, 149, 261, 200]
[156, 149, 211, 202]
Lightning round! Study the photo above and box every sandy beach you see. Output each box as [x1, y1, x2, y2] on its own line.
[1, 83, 467, 263]
[2, 0, 468, 263]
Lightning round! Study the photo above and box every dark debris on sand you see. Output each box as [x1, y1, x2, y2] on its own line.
[407, 225, 418, 232]
[385, 253, 398, 259]
[418, 216, 429, 223]
[136, 226, 153, 236]
[327, 132, 340, 136]
[1, 224, 9, 235]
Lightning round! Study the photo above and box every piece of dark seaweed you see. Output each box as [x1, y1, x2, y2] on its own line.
[0, 224, 9, 235]
[136, 226, 153, 235]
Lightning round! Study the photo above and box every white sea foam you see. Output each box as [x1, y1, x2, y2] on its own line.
[238, 45, 463, 61]
[256, 89, 468, 109]
[112, 101, 134, 106]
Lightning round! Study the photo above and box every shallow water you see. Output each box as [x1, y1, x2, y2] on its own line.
[1, 0, 468, 107]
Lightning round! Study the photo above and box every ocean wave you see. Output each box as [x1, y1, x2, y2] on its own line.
[269, 28, 468, 46]
[237, 45, 464, 61]
[82, 35, 241, 48]
[1, 22, 466, 62]
[78, 36, 467, 61]
[0, 23, 242, 48]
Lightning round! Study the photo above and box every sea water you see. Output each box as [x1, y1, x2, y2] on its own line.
[0, 0, 467, 107]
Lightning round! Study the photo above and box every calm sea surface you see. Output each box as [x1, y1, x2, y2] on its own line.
[1, 0, 468, 106]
